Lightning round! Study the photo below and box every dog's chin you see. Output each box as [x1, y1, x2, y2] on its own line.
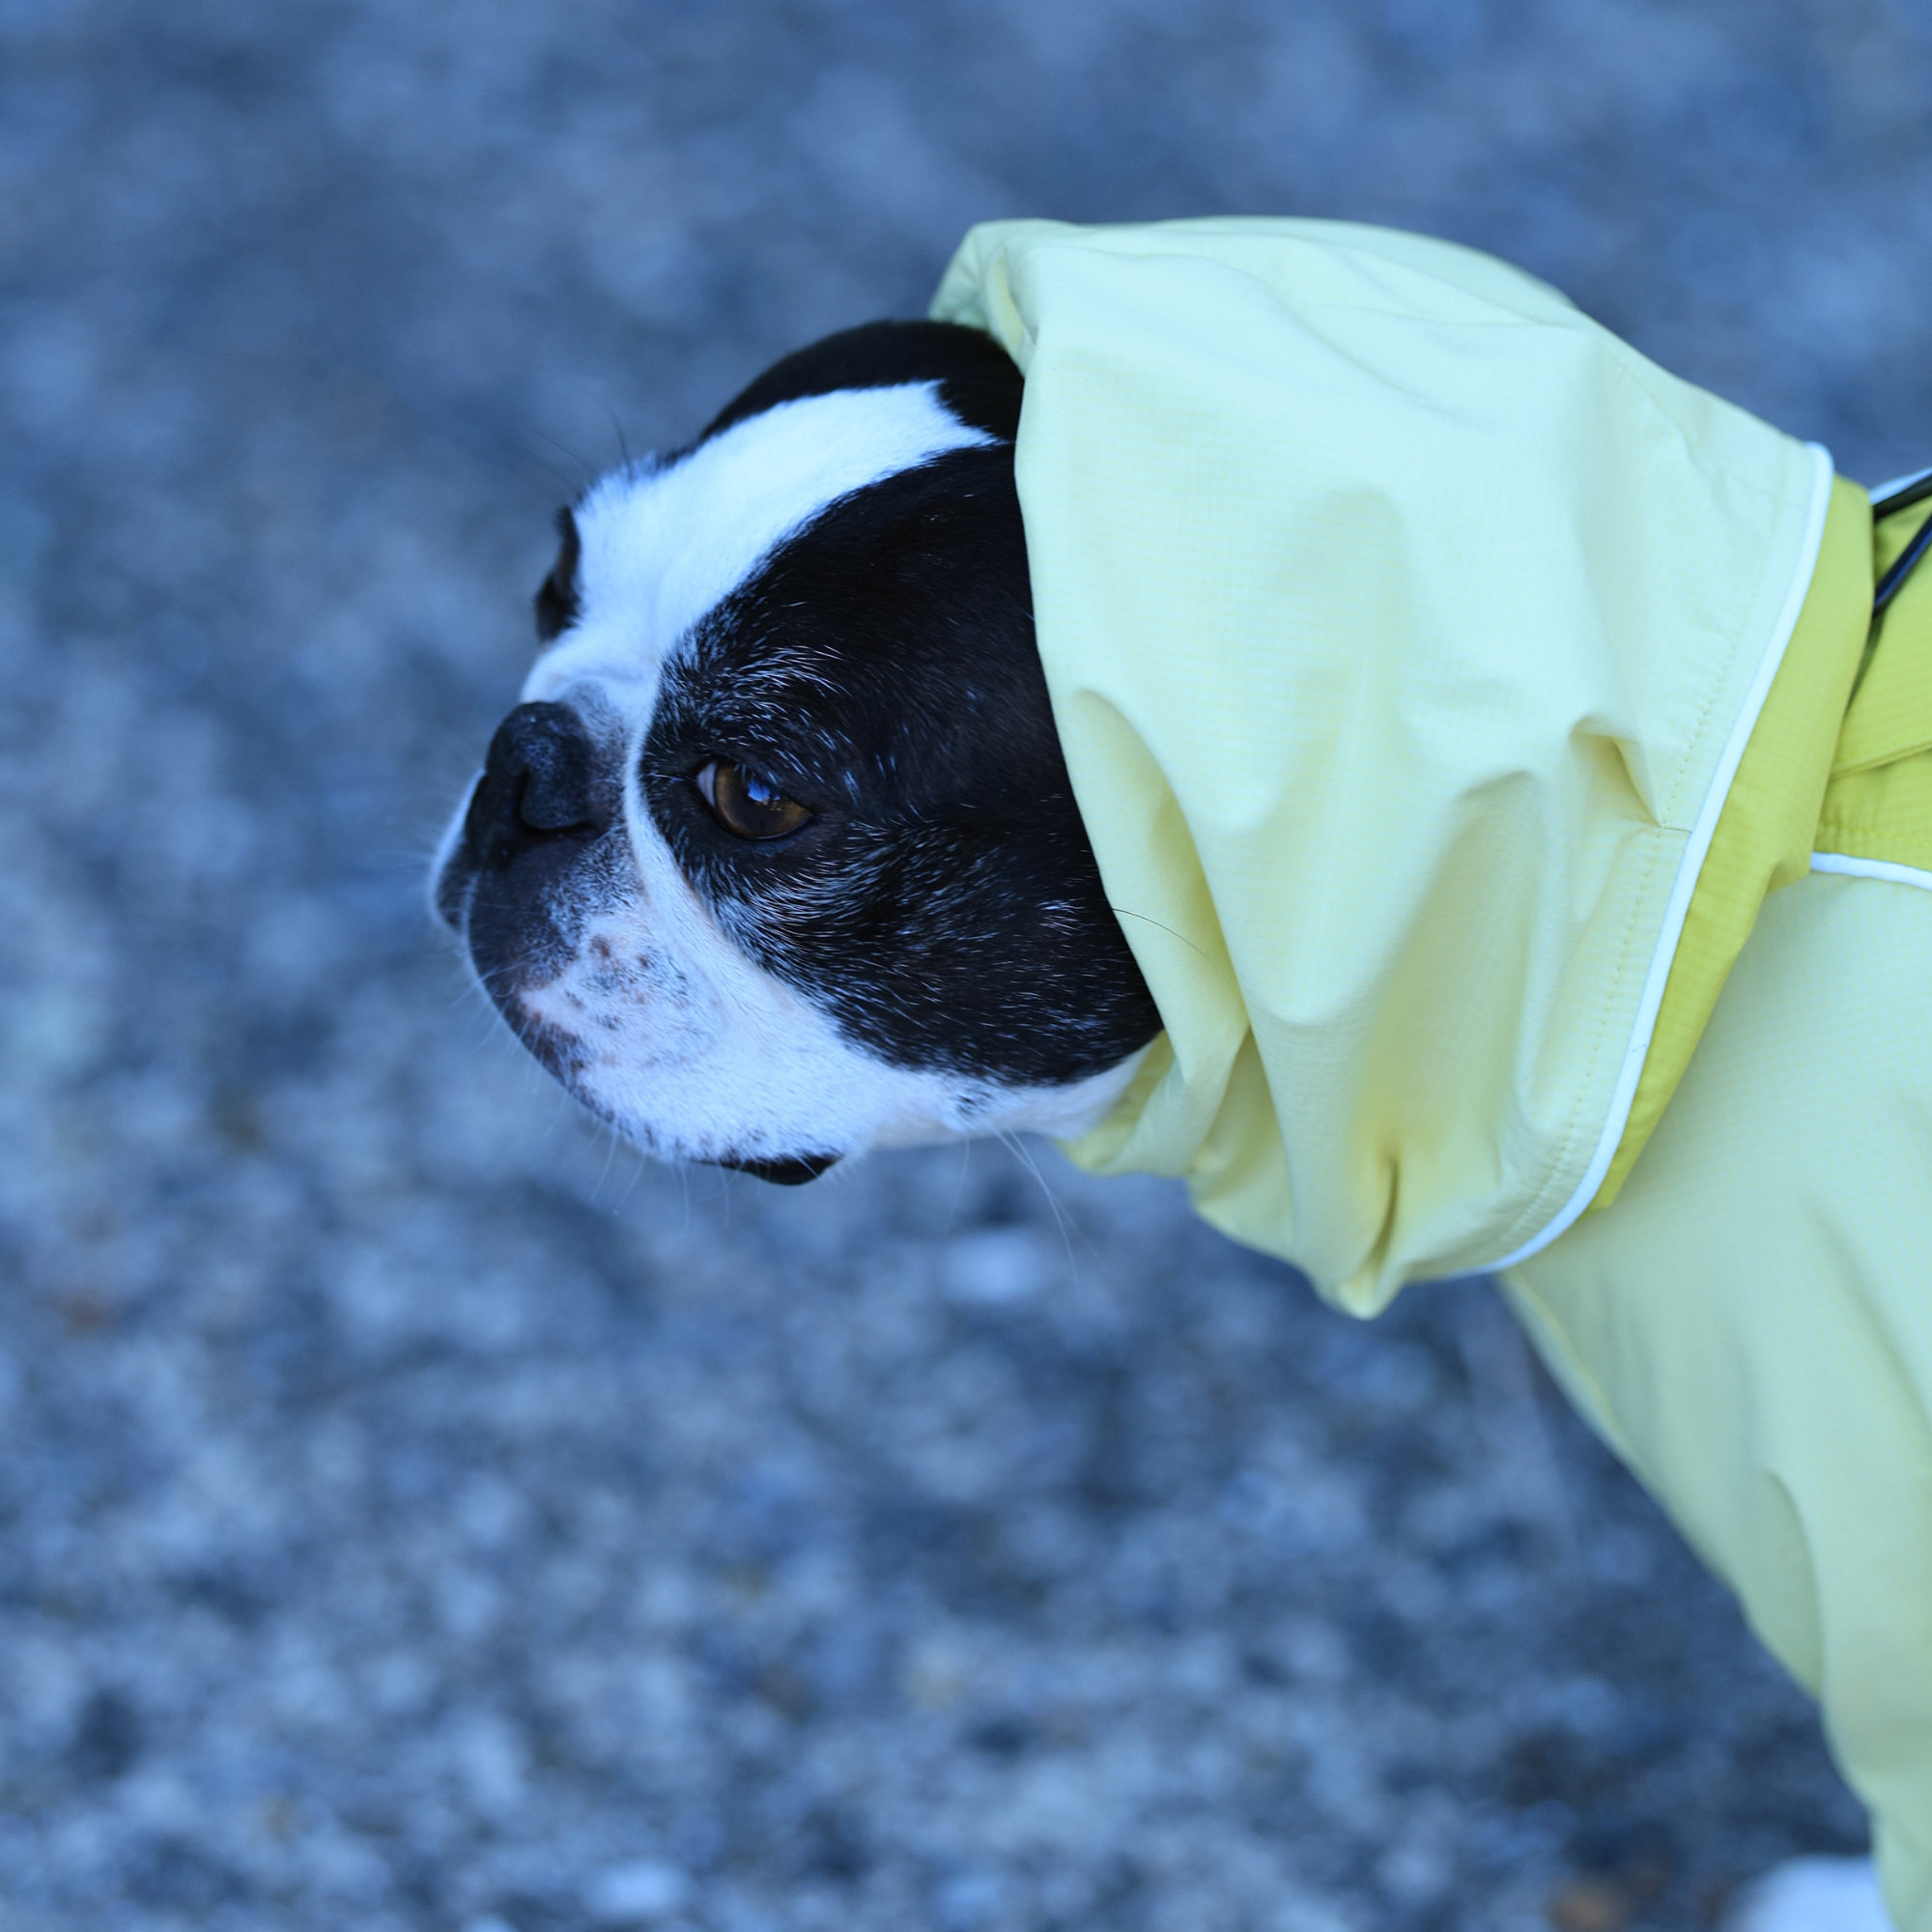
[484, 988, 850, 1184]
[538, 1065, 849, 1187]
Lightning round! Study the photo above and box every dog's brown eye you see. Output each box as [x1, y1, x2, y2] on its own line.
[695, 759, 811, 840]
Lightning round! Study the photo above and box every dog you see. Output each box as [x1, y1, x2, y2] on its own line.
[434, 221, 1926, 1932]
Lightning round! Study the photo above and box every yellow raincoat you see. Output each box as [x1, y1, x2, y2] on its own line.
[933, 218, 1932, 1925]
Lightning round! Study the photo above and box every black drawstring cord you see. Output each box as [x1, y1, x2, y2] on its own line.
[1871, 469, 1932, 616]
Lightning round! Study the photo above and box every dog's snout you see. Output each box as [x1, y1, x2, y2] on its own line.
[469, 701, 611, 868]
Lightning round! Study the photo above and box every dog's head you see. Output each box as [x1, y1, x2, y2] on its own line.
[432, 322, 1161, 1181]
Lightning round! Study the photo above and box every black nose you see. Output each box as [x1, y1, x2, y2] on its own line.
[466, 701, 611, 871]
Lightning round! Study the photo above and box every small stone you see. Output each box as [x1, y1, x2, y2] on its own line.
[1725, 1858, 1890, 1932]
[584, 1859, 693, 1923]
[1548, 1878, 1629, 1932]
[940, 1228, 1050, 1305]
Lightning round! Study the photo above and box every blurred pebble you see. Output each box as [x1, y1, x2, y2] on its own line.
[939, 1225, 1053, 1304]
[583, 1859, 695, 1922]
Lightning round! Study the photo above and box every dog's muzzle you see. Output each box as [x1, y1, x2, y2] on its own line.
[435, 701, 611, 928]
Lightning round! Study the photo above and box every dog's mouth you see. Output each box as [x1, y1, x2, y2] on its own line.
[709, 1151, 839, 1186]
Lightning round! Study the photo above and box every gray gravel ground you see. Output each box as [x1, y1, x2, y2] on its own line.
[2, 2, 1926, 1927]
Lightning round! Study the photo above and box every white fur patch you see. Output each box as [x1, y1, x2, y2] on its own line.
[440, 381, 1139, 1171]
[517, 836, 1144, 1164]
[522, 383, 995, 713]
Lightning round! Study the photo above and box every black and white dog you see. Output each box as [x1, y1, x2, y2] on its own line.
[431, 324, 1880, 1932]
[434, 323, 1161, 1179]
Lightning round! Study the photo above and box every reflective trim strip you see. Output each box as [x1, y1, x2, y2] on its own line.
[1492, 441, 1836, 1271]
[1870, 463, 1932, 505]
[1812, 851, 1932, 893]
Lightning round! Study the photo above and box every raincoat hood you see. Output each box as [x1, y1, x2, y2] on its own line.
[931, 218, 1856, 1314]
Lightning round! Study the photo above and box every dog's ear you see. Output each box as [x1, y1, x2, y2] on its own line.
[534, 505, 582, 643]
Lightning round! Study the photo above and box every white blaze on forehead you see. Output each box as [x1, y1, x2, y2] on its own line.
[523, 381, 997, 706]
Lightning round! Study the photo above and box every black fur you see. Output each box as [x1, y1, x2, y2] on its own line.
[697, 320, 1024, 447]
[642, 440, 1163, 1089]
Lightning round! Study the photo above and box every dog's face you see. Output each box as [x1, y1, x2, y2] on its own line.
[432, 323, 1161, 1181]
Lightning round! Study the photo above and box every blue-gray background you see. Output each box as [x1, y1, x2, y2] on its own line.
[0, 3, 1920, 1928]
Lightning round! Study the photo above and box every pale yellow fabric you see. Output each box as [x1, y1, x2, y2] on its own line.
[1819, 498, 1932, 874]
[1505, 868, 1932, 1931]
[932, 218, 1932, 1911]
[1586, 476, 1871, 1209]
[932, 217, 1828, 1312]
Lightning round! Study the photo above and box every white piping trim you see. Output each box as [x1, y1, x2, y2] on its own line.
[1870, 462, 1932, 504]
[1492, 440, 1836, 1271]
[1811, 851, 1932, 893]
